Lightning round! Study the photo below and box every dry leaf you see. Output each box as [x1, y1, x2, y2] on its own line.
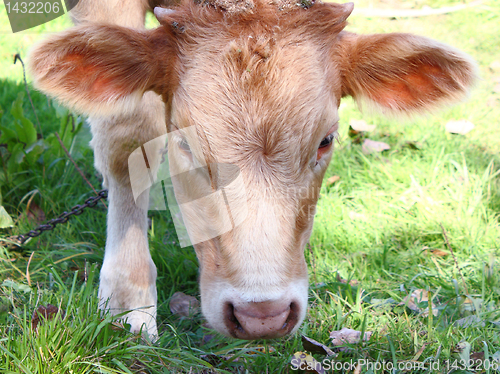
[489, 60, 500, 72]
[301, 335, 335, 356]
[325, 175, 340, 186]
[362, 139, 390, 154]
[398, 289, 438, 316]
[455, 315, 485, 328]
[404, 141, 422, 150]
[455, 341, 471, 363]
[422, 247, 448, 257]
[110, 321, 126, 331]
[445, 120, 474, 135]
[487, 97, 499, 107]
[169, 292, 200, 317]
[291, 351, 325, 374]
[202, 334, 216, 345]
[431, 249, 448, 257]
[336, 273, 359, 286]
[459, 296, 483, 313]
[330, 327, 372, 346]
[248, 346, 276, 355]
[350, 119, 376, 132]
[369, 297, 396, 309]
[26, 202, 46, 224]
[348, 211, 366, 221]
[31, 304, 64, 330]
[0, 206, 14, 229]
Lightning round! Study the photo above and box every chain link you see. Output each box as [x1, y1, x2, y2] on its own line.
[13, 189, 108, 245]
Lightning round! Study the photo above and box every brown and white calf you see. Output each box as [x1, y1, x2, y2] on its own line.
[28, 0, 476, 340]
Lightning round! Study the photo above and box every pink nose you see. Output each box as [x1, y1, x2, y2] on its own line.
[224, 300, 299, 339]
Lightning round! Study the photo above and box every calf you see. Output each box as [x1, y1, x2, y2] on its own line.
[28, 0, 476, 340]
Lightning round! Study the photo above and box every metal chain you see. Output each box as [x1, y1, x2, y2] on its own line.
[13, 189, 108, 245]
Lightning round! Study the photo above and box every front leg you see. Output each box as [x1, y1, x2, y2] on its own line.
[98, 176, 158, 339]
[88, 92, 165, 340]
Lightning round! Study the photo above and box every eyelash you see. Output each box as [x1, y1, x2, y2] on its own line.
[315, 124, 339, 165]
[319, 132, 335, 149]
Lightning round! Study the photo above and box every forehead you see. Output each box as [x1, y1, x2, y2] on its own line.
[172, 30, 338, 154]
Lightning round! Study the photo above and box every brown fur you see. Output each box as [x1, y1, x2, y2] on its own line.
[28, 0, 477, 339]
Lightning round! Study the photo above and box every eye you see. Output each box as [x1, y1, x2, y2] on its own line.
[319, 133, 335, 149]
[315, 123, 339, 164]
[179, 137, 191, 153]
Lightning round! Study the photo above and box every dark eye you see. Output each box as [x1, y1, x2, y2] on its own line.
[179, 138, 191, 153]
[319, 133, 335, 149]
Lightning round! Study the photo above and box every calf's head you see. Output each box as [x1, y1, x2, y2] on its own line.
[29, 0, 476, 339]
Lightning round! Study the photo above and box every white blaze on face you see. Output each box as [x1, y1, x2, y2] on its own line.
[227, 194, 296, 294]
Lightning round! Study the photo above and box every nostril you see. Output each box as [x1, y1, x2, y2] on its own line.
[223, 302, 244, 334]
[284, 302, 299, 330]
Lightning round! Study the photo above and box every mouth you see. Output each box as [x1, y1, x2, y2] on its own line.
[223, 301, 300, 340]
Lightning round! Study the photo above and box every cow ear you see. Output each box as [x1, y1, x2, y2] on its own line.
[28, 24, 175, 117]
[337, 32, 477, 114]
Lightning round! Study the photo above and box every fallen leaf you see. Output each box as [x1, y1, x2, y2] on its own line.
[201, 354, 236, 366]
[422, 247, 448, 257]
[353, 362, 362, 374]
[456, 341, 471, 363]
[169, 292, 200, 317]
[472, 351, 487, 362]
[398, 289, 438, 316]
[445, 120, 474, 135]
[412, 343, 430, 362]
[202, 334, 215, 345]
[492, 350, 500, 362]
[348, 211, 366, 221]
[369, 298, 396, 309]
[336, 273, 359, 286]
[291, 351, 325, 374]
[431, 249, 448, 257]
[0, 206, 14, 229]
[459, 296, 484, 313]
[26, 202, 46, 224]
[248, 346, 276, 355]
[330, 327, 372, 346]
[325, 175, 340, 186]
[350, 119, 376, 132]
[362, 139, 390, 154]
[489, 60, 500, 72]
[301, 335, 336, 356]
[403, 141, 422, 150]
[110, 321, 126, 331]
[487, 97, 499, 107]
[31, 304, 65, 330]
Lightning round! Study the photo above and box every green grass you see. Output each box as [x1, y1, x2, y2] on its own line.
[1, 0, 500, 373]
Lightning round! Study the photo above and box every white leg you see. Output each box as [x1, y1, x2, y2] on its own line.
[98, 177, 158, 339]
[89, 92, 166, 340]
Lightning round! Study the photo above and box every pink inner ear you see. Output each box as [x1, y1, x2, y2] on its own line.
[62, 53, 131, 101]
[368, 65, 450, 111]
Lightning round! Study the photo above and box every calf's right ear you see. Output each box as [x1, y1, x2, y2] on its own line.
[28, 24, 176, 117]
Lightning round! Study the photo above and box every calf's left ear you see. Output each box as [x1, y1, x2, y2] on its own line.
[336, 32, 477, 114]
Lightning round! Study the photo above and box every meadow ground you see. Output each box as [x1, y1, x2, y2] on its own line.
[0, 0, 499, 373]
